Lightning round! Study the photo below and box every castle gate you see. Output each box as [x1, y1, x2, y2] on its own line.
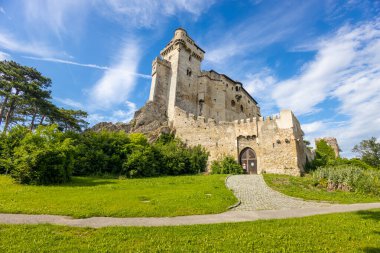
[240, 148, 257, 174]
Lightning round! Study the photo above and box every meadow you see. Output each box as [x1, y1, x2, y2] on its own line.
[0, 174, 236, 218]
[0, 209, 378, 252]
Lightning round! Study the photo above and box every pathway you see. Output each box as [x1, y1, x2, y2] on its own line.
[226, 175, 331, 211]
[0, 175, 379, 227]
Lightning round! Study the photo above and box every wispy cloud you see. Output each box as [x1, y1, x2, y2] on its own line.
[0, 51, 10, 61]
[0, 31, 59, 57]
[204, 1, 316, 66]
[87, 101, 137, 125]
[54, 97, 84, 109]
[22, 0, 89, 37]
[99, 0, 216, 28]
[89, 40, 141, 109]
[23, 56, 151, 79]
[271, 19, 380, 156]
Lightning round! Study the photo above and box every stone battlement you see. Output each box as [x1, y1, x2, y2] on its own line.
[173, 106, 295, 130]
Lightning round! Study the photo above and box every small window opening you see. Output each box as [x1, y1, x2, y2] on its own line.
[240, 105, 244, 112]
[189, 55, 192, 61]
[231, 100, 236, 107]
[235, 86, 239, 92]
[187, 68, 192, 77]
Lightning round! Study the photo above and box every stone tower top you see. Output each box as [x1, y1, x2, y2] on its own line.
[160, 28, 205, 62]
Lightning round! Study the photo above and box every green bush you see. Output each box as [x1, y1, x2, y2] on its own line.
[71, 130, 130, 176]
[11, 125, 75, 185]
[0, 126, 30, 174]
[211, 156, 243, 174]
[313, 165, 380, 195]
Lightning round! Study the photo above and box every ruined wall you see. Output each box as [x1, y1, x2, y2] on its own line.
[173, 106, 304, 175]
[148, 58, 171, 113]
[315, 137, 340, 158]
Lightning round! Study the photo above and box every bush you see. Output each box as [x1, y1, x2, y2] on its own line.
[11, 125, 75, 185]
[312, 165, 380, 195]
[0, 126, 30, 174]
[71, 130, 130, 176]
[211, 156, 243, 174]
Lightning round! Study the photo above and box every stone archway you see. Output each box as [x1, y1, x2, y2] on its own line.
[240, 148, 257, 174]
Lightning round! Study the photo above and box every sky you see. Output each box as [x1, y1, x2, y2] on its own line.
[0, 0, 379, 157]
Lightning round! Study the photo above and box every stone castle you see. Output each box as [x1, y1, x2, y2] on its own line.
[94, 28, 315, 176]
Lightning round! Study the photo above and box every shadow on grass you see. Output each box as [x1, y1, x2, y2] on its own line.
[357, 210, 380, 221]
[362, 247, 380, 253]
[61, 177, 117, 187]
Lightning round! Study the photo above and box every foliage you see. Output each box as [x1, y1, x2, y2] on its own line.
[211, 156, 243, 174]
[1, 210, 380, 252]
[71, 130, 130, 176]
[264, 173, 380, 204]
[0, 125, 30, 174]
[0, 60, 88, 133]
[0, 174, 236, 218]
[70, 132, 209, 178]
[353, 137, 380, 169]
[306, 139, 337, 171]
[312, 165, 380, 195]
[11, 125, 75, 185]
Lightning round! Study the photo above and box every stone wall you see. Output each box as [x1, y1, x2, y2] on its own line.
[173, 106, 305, 175]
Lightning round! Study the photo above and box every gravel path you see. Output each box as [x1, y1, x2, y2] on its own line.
[0, 175, 379, 227]
[226, 175, 332, 211]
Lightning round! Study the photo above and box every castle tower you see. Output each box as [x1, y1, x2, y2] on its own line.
[149, 28, 205, 121]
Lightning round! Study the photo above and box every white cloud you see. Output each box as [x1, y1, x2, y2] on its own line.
[55, 98, 84, 109]
[204, 1, 314, 66]
[89, 41, 141, 109]
[242, 69, 277, 115]
[302, 121, 326, 135]
[23, 56, 151, 79]
[0, 51, 10, 61]
[87, 101, 137, 125]
[271, 19, 380, 156]
[0, 7, 5, 15]
[22, 0, 89, 36]
[0, 31, 59, 57]
[99, 0, 216, 27]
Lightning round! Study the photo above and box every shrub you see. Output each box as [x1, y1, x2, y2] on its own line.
[11, 125, 75, 185]
[211, 156, 243, 174]
[0, 126, 30, 174]
[312, 165, 380, 195]
[71, 130, 130, 176]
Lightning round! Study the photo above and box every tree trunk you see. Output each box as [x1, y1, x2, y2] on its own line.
[4, 89, 20, 132]
[30, 110, 37, 130]
[39, 114, 45, 125]
[0, 95, 9, 126]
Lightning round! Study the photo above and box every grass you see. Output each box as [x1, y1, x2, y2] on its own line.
[0, 209, 379, 252]
[264, 173, 380, 204]
[0, 174, 237, 218]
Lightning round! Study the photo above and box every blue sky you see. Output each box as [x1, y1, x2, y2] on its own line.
[0, 0, 379, 157]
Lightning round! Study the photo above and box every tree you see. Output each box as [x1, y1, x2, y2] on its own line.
[353, 137, 380, 169]
[0, 61, 52, 132]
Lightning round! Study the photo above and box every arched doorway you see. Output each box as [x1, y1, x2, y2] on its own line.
[240, 148, 257, 174]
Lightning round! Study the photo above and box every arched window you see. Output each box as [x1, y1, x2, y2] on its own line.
[235, 86, 239, 92]
[187, 68, 192, 77]
[240, 105, 244, 112]
[231, 100, 236, 107]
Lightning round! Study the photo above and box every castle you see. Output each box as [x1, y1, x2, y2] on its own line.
[147, 28, 312, 176]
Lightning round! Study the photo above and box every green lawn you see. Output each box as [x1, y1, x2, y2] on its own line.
[0, 209, 379, 252]
[0, 175, 236, 218]
[264, 174, 380, 204]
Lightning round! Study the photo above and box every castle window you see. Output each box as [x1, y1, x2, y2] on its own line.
[240, 105, 244, 112]
[231, 100, 236, 107]
[187, 68, 192, 77]
[189, 55, 192, 61]
[235, 86, 239, 92]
